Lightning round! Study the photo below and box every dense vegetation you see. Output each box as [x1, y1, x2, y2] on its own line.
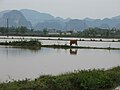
[0, 40, 41, 49]
[0, 66, 120, 90]
[0, 27, 120, 38]
[80, 27, 120, 38]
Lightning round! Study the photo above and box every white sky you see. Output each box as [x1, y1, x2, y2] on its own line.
[0, 0, 120, 19]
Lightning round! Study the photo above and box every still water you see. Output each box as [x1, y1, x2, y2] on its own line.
[0, 45, 120, 82]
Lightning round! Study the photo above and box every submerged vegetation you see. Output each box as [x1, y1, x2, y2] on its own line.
[0, 66, 120, 90]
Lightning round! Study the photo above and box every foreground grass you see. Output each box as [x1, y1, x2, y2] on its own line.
[0, 66, 120, 90]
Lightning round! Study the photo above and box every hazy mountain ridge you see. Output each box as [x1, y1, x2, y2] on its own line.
[0, 10, 10, 18]
[0, 10, 32, 28]
[20, 9, 55, 26]
[65, 19, 88, 30]
[0, 9, 120, 31]
[35, 20, 65, 30]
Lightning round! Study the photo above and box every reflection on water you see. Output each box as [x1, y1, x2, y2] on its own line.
[70, 49, 78, 55]
[0, 46, 40, 57]
[0, 46, 120, 82]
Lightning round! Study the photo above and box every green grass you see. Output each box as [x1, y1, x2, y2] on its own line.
[0, 39, 41, 50]
[0, 66, 120, 90]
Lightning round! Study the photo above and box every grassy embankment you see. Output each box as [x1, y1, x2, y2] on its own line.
[42, 44, 120, 50]
[0, 66, 120, 90]
[0, 40, 41, 50]
[0, 40, 120, 50]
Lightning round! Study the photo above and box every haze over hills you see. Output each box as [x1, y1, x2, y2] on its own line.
[35, 20, 66, 30]
[0, 10, 10, 18]
[0, 10, 32, 28]
[20, 9, 55, 26]
[0, 9, 120, 31]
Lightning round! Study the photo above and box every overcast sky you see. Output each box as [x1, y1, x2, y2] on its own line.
[0, 0, 120, 19]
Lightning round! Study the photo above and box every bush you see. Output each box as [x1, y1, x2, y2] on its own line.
[0, 66, 120, 90]
[0, 39, 41, 50]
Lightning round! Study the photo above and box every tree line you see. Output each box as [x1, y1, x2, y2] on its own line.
[79, 27, 120, 38]
[0, 26, 120, 38]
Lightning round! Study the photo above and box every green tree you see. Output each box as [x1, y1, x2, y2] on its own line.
[43, 28, 48, 35]
[19, 26, 27, 35]
[15, 27, 20, 35]
[0, 27, 6, 35]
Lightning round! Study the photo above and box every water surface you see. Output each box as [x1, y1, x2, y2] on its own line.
[0, 46, 120, 82]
